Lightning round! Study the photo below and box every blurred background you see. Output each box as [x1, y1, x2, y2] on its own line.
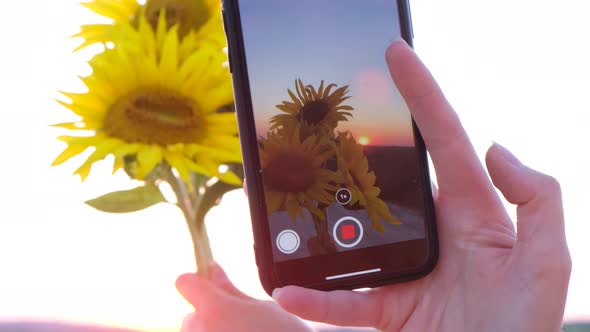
[0, 0, 588, 331]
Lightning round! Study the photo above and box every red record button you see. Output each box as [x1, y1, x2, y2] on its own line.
[333, 216, 363, 248]
[341, 224, 356, 240]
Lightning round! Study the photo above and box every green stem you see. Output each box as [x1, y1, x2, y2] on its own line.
[163, 166, 213, 277]
[187, 216, 213, 277]
[311, 207, 335, 254]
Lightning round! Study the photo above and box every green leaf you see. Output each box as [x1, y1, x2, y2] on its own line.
[85, 184, 167, 214]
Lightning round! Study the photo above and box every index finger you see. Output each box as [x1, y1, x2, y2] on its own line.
[386, 40, 499, 205]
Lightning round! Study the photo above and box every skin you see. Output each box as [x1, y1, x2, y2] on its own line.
[176, 40, 571, 332]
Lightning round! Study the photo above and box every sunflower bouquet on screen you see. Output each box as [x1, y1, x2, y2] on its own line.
[261, 79, 401, 253]
[53, 0, 240, 275]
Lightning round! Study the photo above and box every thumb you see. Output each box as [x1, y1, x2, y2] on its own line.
[207, 264, 250, 299]
[176, 274, 314, 331]
[175, 273, 213, 309]
[176, 265, 250, 306]
[485, 143, 569, 258]
[176, 272, 246, 317]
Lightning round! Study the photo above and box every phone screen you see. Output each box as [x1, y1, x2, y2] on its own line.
[238, 0, 427, 263]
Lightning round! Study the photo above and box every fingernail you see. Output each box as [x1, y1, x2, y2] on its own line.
[386, 38, 410, 64]
[272, 288, 282, 302]
[492, 141, 521, 166]
[387, 38, 405, 50]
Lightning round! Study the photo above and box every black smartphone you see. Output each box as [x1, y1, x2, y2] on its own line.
[221, 0, 438, 295]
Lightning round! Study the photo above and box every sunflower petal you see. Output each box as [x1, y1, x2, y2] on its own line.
[59, 91, 106, 112]
[164, 151, 192, 183]
[322, 84, 337, 97]
[138, 15, 157, 55]
[156, 10, 168, 49]
[51, 122, 94, 130]
[330, 85, 349, 98]
[81, 0, 133, 21]
[317, 80, 325, 98]
[336, 106, 354, 111]
[287, 89, 302, 107]
[276, 103, 298, 114]
[57, 100, 103, 120]
[112, 143, 141, 158]
[179, 48, 210, 81]
[189, 146, 242, 163]
[159, 26, 180, 85]
[113, 156, 125, 174]
[217, 170, 242, 186]
[295, 79, 307, 102]
[74, 139, 121, 181]
[206, 112, 237, 125]
[120, 0, 141, 13]
[136, 145, 163, 179]
[267, 192, 286, 214]
[199, 81, 234, 113]
[52, 144, 90, 166]
[72, 24, 113, 52]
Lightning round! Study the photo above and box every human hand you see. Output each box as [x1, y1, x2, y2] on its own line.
[272, 40, 572, 332]
[176, 264, 314, 332]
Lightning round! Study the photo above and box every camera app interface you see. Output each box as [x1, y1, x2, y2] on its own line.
[239, 0, 427, 262]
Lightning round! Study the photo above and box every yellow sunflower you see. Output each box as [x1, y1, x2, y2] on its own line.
[75, 0, 225, 51]
[116, 12, 220, 65]
[270, 79, 354, 137]
[53, 21, 241, 185]
[260, 129, 341, 221]
[337, 132, 401, 232]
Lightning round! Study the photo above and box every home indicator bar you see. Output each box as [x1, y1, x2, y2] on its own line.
[325, 268, 382, 281]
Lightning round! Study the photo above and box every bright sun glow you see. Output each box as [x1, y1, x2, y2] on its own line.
[358, 136, 370, 146]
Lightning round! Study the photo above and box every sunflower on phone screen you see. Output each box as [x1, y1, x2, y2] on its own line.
[270, 79, 353, 138]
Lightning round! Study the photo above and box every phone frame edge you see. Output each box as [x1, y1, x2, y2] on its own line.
[222, 0, 439, 296]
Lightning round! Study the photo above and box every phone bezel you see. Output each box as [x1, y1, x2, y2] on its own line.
[222, 0, 438, 295]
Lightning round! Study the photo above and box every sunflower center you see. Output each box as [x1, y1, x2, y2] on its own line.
[145, 0, 211, 38]
[299, 101, 330, 125]
[264, 152, 316, 192]
[104, 89, 204, 145]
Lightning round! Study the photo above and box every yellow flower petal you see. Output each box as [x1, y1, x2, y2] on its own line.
[159, 26, 180, 86]
[52, 144, 90, 166]
[217, 170, 242, 186]
[112, 143, 141, 158]
[74, 139, 122, 181]
[51, 122, 92, 130]
[178, 49, 210, 82]
[60, 91, 106, 112]
[57, 100, 103, 120]
[72, 24, 113, 52]
[183, 158, 214, 178]
[136, 145, 163, 179]
[164, 151, 191, 183]
[81, 0, 135, 22]
[112, 156, 125, 174]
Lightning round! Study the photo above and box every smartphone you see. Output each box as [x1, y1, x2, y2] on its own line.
[221, 0, 438, 295]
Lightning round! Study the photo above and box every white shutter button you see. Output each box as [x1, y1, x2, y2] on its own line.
[276, 230, 300, 254]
